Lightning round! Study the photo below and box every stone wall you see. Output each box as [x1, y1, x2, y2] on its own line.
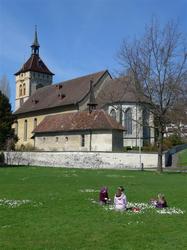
[4, 151, 164, 169]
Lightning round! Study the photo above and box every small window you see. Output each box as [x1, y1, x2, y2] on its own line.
[65, 136, 68, 142]
[81, 134, 85, 147]
[43, 137, 46, 142]
[19, 84, 23, 96]
[34, 118, 37, 129]
[24, 120, 27, 141]
[56, 137, 59, 142]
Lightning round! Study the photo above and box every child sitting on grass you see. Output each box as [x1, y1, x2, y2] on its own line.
[99, 187, 110, 205]
[150, 193, 168, 208]
[114, 186, 127, 211]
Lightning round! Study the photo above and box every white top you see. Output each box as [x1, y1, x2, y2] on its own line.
[114, 193, 127, 210]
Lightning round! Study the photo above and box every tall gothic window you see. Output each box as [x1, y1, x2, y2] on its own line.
[125, 108, 132, 134]
[24, 120, 27, 141]
[110, 109, 116, 120]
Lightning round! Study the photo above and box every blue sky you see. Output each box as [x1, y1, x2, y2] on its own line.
[0, 0, 186, 110]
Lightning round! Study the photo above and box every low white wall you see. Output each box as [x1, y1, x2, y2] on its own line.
[4, 151, 164, 169]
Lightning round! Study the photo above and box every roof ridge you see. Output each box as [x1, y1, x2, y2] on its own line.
[33, 70, 107, 92]
[29, 54, 35, 69]
[59, 70, 107, 84]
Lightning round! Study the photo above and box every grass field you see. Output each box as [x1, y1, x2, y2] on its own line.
[177, 149, 187, 167]
[0, 167, 187, 250]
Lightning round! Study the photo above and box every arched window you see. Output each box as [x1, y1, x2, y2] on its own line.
[23, 83, 26, 95]
[24, 120, 27, 141]
[19, 85, 23, 96]
[33, 118, 37, 129]
[110, 109, 116, 120]
[125, 108, 132, 134]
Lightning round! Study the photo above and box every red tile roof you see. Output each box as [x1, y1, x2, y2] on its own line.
[33, 110, 125, 133]
[15, 54, 54, 75]
[14, 70, 108, 115]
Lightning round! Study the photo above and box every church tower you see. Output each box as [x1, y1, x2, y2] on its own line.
[14, 27, 54, 111]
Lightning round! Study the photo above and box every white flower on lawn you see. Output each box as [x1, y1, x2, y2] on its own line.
[156, 208, 184, 215]
[98, 201, 185, 215]
[0, 198, 43, 208]
[80, 189, 99, 193]
[127, 202, 155, 210]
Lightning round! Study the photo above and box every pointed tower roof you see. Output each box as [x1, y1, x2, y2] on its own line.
[15, 28, 54, 76]
[32, 26, 40, 47]
[87, 79, 98, 113]
[31, 26, 40, 55]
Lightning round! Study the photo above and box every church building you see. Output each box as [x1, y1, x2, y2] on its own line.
[13, 30, 155, 151]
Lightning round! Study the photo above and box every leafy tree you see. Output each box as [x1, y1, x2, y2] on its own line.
[0, 90, 15, 150]
[118, 19, 187, 172]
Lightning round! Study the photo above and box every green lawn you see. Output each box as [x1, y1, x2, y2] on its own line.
[177, 149, 187, 167]
[0, 167, 187, 250]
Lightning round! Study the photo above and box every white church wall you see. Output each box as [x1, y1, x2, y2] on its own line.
[34, 131, 114, 152]
[108, 103, 155, 147]
[108, 104, 143, 147]
[90, 132, 112, 151]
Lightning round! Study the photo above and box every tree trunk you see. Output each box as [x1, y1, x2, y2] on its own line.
[157, 129, 164, 172]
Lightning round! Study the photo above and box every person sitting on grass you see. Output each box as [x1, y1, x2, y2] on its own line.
[114, 186, 127, 211]
[99, 187, 110, 205]
[150, 193, 168, 208]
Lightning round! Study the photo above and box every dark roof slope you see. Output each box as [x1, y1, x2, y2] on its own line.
[14, 70, 108, 115]
[15, 54, 54, 75]
[33, 110, 125, 133]
[97, 77, 149, 107]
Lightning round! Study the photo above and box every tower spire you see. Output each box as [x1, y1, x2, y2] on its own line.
[87, 79, 98, 113]
[31, 25, 40, 55]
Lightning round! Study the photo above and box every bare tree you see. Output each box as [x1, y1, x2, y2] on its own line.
[118, 20, 187, 172]
[166, 100, 187, 138]
[0, 74, 10, 98]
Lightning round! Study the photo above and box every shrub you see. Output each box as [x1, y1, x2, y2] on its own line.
[123, 146, 131, 152]
[16, 143, 36, 152]
[124, 145, 157, 152]
[142, 145, 158, 152]
[163, 133, 185, 150]
[0, 152, 5, 165]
